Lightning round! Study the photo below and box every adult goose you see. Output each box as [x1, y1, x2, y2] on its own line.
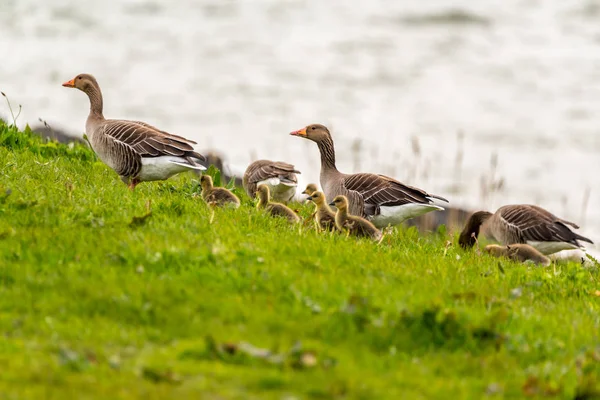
[243, 160, 300, 203]
[459, 204, 594, 255]
[290, 124, 447, 227]
[256, 184, 300, 224]
[330, 195, 383, 241]
[62, 73, 206, 189]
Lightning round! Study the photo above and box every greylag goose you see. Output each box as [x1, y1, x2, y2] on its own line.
[256, 184, 300, 224]
[306, 191, 336, 231]
[200, 175, 240, 208]
[330, 195, 382, 241]
[302, 183, 319, 196]
[459, 205, 594, 255]
[485, 244, 551, 267]
[62, 73, 206, 189]
[290, 124, 447, 227]
[243, 160, 300, 203]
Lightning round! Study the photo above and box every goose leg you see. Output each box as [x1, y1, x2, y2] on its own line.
[128, 178, 140, 191]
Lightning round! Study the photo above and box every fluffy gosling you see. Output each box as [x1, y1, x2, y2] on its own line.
[256, 184, 300, 224]
[200, 175, 240, 208]
[307, 191, 336, 231]
[330, 195, 382, 241]
[302, 183, 319, 196]
[485, 244, 551, 267]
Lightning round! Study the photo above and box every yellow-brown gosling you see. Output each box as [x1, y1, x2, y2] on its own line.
[459, 205, 593, 255]
[200, 175, 240, 208]
[302, 183, 319, 196]
[330, 195, 382, 241]
[306, 191, 336, 231]
[256, 184, 300, 224]
[485, 244, 551, 267]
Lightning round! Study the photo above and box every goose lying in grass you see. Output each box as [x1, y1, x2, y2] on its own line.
[200, 175, 240, 208]
[330, 195, 382, 241]
[459, 204, 593, 255]
[256, 184, 300, 224]
[290, 124, 447, 227]
[306, 191, 336, 231]
[62, 73, 206, 190]
[485, 244, 551, 267]
[243, 160, 300, 203]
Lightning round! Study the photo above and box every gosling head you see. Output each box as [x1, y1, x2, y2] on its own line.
[289, 124, 331, 144]
[200, 175, 213, 190]
[307, 191, 327, 205]
[256, 184, 271, 203]
[484, 244, 506, 257]
[329, 195, 348, 211]
[302, 183, 319, 196]
[62, 73, 100, 94]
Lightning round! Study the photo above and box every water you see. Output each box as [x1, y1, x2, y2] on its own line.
[1, 0, 599, 251]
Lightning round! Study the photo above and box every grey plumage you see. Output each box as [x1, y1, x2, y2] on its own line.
[243, 160, 300, 203]
[63, 73, 206, 189]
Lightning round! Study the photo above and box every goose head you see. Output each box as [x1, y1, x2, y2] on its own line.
[302, 183, 318, 196]
[290, 124, 331, 143]
[62, 73, 100, 94]
[458, 211, 493, 249]
[329, 195, 348, 211]
[200, 175, 214, 191]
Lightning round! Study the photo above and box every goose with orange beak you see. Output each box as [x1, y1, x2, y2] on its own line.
[290, 124, 447, 228]
[62, 73, 206, 190]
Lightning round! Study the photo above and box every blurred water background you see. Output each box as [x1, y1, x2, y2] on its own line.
[1, 0, 599, 250]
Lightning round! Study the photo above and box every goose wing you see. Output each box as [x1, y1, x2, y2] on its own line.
[498, 205, 586, 245]
[343, 173, 447, 216]
[101, 119, 205, 162]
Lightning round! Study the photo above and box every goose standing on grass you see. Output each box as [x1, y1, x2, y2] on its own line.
[243, 160, 300, 203]
[330, 195, 382, 241]
[256, 184, 300, 224]
[459, 205, 594, 255]
[290, 124, 447, 227]
[62, 74, 206, 190]
[200, 175, 240, 208]
[485, 244, 551, 266]
[306, 191, 336, 231]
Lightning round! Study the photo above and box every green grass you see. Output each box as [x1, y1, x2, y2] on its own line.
[0, 120, 599, 399]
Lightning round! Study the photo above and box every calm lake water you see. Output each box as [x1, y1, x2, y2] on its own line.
[1, 0, 599, 250]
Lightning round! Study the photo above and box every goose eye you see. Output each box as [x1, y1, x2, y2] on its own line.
[311, 126, 316, 130]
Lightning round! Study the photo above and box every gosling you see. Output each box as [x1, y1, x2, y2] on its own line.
[256, 184, 300, 224]
[330, 195, 382, 241]
[302, 183, 319, 196]
[307, 191, 336, 231]
[485, 244, 551, 267]
[200, 175, 241, 208]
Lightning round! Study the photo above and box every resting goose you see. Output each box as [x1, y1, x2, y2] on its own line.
[290, 124, 447, 227]
[256, 184, 300, 224]
[62, 73, 206, 190]
[330, 195, 382, 241]
[306, 191, 336, 231]
[459, 205, 594, 255]
[485, 244, 551, 267]
[200, 175, 240, 208]
[243, 160, 300, 203]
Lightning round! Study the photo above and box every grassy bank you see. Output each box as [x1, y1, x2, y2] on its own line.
[0, 120, 599, 399]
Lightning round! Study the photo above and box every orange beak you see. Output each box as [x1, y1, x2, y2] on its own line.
[62, 78, 75, 88]
[289, 127, 307, 137]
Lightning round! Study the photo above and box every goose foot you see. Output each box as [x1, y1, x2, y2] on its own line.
[128, 178, 140, 191]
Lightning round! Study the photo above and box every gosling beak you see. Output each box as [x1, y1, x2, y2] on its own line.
[62, 78, 76, 88]
[306, 196, 313, 201]
[328, 201, 335, 206]
[289, 127, 307, 137]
